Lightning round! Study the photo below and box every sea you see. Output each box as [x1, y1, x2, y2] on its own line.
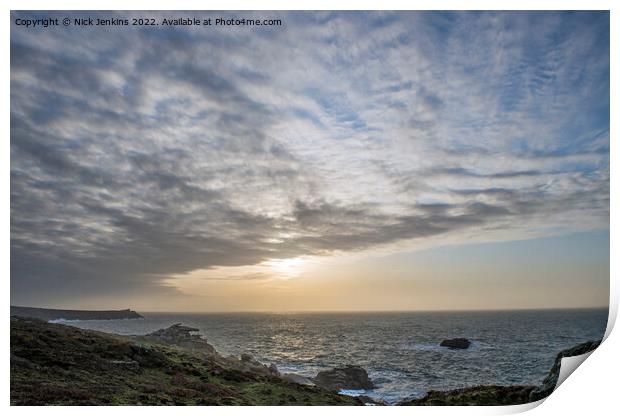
[58, 308, 608, 405]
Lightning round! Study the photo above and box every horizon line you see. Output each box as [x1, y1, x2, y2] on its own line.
[138, 306, 609, 314]
[11, 304, 610, 314]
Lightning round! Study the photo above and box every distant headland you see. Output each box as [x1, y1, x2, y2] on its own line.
[10, 306, 143, 321]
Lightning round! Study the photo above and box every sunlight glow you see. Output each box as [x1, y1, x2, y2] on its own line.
[264, 257, 308, 279]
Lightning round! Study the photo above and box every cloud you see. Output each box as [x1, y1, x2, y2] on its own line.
[10, 11, 609, 305]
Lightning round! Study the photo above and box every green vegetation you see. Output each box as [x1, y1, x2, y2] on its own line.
[10, 317, 360, 406]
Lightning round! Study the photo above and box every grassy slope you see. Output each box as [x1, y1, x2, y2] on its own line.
[10, 317, 360, 406]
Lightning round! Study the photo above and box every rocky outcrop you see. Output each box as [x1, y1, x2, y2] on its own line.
[212, 352, 280, 378]
[440, 338, 471, 349]
[10, 306, 143, 321]
[281, 373, 315, 386]
[314, 365, 374, 392]
[529, 340, 601, 401]
[141, 327, 280, 379]
[357, 395, 387, 406]
[142, 323, 216, 354]
[231, 353, 280, 377]
[268, 363, 279, 375]
[400, 385, 535, 406]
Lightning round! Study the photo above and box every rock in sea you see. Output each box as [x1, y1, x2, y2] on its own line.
[440, 338, 471, 349]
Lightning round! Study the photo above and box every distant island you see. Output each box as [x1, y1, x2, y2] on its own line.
[10, 306, 143, 321]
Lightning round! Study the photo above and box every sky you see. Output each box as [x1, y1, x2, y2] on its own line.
[10, 11, 609, 312]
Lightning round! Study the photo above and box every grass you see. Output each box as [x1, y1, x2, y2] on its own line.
[10, 317, 360, 406]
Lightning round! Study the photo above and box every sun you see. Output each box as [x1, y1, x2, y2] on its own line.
[264, 257, 307, 280]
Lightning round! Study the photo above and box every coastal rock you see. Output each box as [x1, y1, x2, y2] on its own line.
[440, 338, 471, 349]
[223, 353, 282, 378]
[314, 365, 374, 392]
[268, 363, 280, 376]
[398, 385, 535, 406]
[281, 373, 315, 386]
[358, 395, 387, 406]
[144, 323, 216, 354]
[529, 339, 601, 401]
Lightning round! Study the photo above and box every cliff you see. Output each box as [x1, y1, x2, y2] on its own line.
[528, 339, 601, 401]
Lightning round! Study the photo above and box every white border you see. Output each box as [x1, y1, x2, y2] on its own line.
[0, 1, 618, 10]
[3, 2, 617, 416]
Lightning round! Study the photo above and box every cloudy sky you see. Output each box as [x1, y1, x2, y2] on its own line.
[10, 11, 609, 311]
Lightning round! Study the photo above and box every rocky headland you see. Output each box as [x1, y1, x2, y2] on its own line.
[10, 305, 143, 321]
